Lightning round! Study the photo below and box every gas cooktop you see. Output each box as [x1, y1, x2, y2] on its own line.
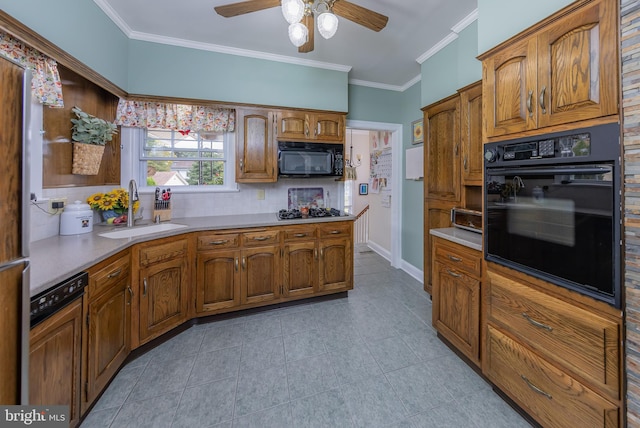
[277, 208, 343, 220]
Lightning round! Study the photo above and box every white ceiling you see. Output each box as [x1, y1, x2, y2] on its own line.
[95, 0, 478, 91]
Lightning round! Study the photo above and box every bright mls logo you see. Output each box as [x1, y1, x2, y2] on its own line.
[0, 406, 68, 427]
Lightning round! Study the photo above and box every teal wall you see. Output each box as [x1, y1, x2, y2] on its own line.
[0, 0, 129, 89]
[421, 21, 481, 108]
[128, 41, 348, 111]
[478, 0, 574, 54]
[398, 82, 424, 270]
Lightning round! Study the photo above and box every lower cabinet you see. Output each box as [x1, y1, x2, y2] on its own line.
[282, 225, 318, 298]
[136, 238, 189, 345]
[431, 236, 481, 366]
[240, 244, 281, 305]
[82, 252, 131, 413]
[484, 265, 622, 427]
[29, 298, 83, 428]
[318, 222, 353, 292]
[196, 232, 240, 314]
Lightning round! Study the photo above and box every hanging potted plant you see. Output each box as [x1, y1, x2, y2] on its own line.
[70, 106, 118, 175]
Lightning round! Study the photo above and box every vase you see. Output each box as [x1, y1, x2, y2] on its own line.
[101, 209, 124, 223]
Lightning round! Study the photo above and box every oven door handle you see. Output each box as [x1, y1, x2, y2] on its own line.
[486, 166, 612, 176]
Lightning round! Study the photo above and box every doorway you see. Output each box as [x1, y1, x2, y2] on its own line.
[346, 120, 402, 269]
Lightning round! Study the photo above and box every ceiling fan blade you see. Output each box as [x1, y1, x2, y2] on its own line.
[298, 13, 315, 53]
[214, 0, 281, 18]
[333, 0, 388, 32]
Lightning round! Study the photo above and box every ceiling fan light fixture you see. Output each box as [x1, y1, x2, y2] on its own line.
[288, 22, 308, 47]
[317, 11, 338, 39]
[281, 0, 305, 25]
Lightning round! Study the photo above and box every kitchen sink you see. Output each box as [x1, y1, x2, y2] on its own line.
[98, 223, 188, 239]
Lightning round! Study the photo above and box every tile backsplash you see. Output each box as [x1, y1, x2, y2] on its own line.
[30, 179, 343, 242]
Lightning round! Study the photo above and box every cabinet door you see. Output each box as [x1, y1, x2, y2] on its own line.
[84, 275, 131, 412]
[482, 37, 538, 138]
[537, 0, 618, 128]
[240, 246, 280, 305]
[423, 203, 455, 294]
[432, 261, 480, 364]
[276, 110, 308, 140]
[459, 82, 483, 185]
[424, 95, 461, 202]
[283, 241, 317, 297]
[30, 299, 82, 428]
[139, 256, 189, 343]
[236, 109, 276, 182]
[318, 237, 352, 292]
[312, 113, 344, 142]
[196, 249, 241, 313]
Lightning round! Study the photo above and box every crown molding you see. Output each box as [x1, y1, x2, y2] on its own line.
[349, 74, 421, 92]
[415, 8, 478, 64]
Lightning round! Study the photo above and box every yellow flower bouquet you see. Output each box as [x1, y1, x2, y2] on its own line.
[86, 188, 139, 224]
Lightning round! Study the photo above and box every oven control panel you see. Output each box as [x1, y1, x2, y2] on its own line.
[485, 131, 591, 162]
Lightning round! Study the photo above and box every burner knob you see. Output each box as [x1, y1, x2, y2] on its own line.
[484, 148, 498, 163]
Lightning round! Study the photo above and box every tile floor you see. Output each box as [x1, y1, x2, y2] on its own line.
[80, 246, 531, 428]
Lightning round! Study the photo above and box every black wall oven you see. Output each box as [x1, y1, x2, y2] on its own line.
[484, 123, 621, 308]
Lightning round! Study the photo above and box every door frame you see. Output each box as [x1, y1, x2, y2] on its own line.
[346, 120, 402, 269]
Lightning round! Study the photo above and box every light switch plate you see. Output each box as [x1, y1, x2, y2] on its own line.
[256, 189, 265, 200]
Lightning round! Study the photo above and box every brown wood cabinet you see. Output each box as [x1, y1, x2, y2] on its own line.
[235, 108, 277, 183]
[136, 238, 189, 345]
[431, 236, 481, 366]
[276, 110, 345, 143]
[483, 265, 622, 427]
[282, 225, 318, 298]
[195, 232, 241, 314]
[82, 251, 131, 413]
[424, 94, 461, 202]
[480, 0, 618, 139]
[240, 229, 281, 305]
[318, 222, 353, 292]
[30, 298, 83, 428]
[459, 81, 483, 186]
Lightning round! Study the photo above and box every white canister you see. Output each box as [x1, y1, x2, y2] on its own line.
[60, 200, 94, 235]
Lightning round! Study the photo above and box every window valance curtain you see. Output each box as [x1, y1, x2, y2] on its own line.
[0, 32, 64, 107]
[116, 99, 235, 133]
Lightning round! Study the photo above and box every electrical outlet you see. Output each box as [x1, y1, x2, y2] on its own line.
[48, 197, 67, 215]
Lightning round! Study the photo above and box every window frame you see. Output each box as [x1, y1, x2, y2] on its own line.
[120, 127, 238, 194]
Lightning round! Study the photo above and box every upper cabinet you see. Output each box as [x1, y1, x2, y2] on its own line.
[459, 81, 483, 186]
[424, 94, 461, 202]
[275, 110, 345, 143]
[480, 0, 619, 139]
[235, 109, 277, 183]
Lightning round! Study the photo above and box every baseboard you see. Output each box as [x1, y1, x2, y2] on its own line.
[366, 240, 391, 261]
[400, 260, 424, 284]
[364, 240, 424, 284]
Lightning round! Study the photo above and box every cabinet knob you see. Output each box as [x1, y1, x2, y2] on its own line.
[446, 269, 461, 278]
[527, 90, 534, 117]
[239, 159, 244, 171]
[522, 312, 553, 331]
[143, 278, 148, 295]
[447, 255, 462, 262]
[209, 239, 229, 245]
[253, 236, 269, 241]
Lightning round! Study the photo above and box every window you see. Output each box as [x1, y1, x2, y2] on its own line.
[140, 128, 235, 190]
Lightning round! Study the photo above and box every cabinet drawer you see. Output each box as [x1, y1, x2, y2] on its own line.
[197, 233, 239, 250]
[89, 253, 130, 297]
[242, 230, 280, 247]
[283, 226, 316, 241]
[139, 239, 188, 266]
[486, 325, 619, 428]
[433, 239, 481, 278]
[318, 222, 352, 239]
[488, 270, 620, 399]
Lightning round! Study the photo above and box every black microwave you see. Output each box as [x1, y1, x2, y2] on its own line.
[278, 141, 344, 177]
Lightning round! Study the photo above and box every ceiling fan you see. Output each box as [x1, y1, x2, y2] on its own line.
[214, 0, 388, 53]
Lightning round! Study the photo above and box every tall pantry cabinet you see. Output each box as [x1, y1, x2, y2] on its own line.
[423, 81, 482, 294]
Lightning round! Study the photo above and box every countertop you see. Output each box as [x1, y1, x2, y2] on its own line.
[429, 227, 482, 252]
[29, 213, 354, 297]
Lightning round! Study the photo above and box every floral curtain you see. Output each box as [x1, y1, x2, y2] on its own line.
[116, 100, 235, 133]
[0, 32, 64, 107]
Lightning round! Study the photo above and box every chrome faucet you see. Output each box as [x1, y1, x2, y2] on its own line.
[127, 179, 139, 227]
